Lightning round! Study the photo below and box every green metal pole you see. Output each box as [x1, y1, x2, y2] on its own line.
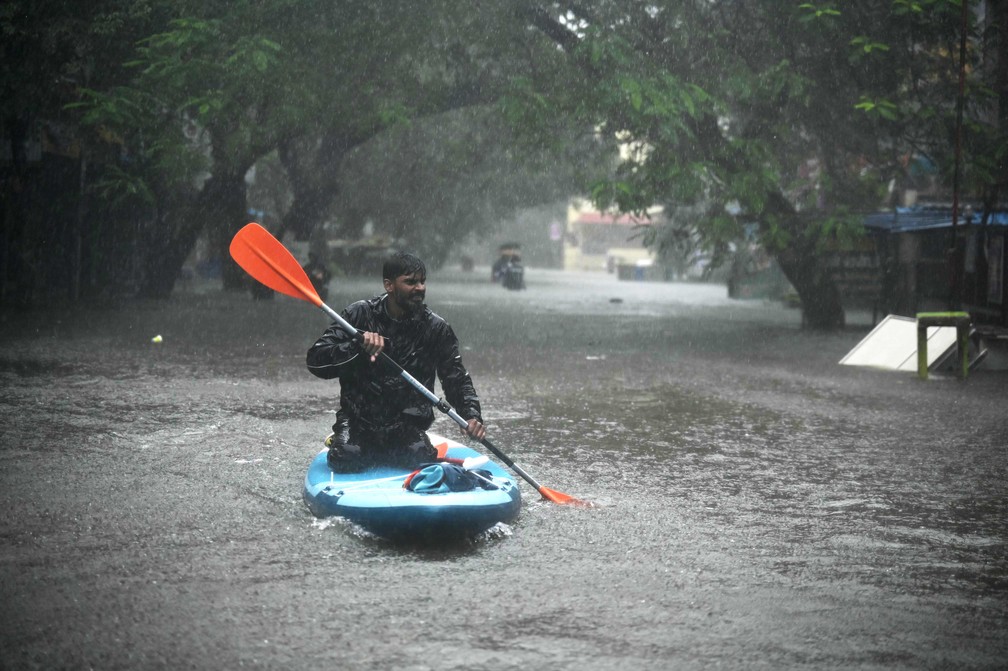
[957, 323, 969, 379]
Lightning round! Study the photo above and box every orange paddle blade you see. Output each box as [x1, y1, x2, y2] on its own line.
[538, 486, 593, 507]
[229, 223, 322, 306]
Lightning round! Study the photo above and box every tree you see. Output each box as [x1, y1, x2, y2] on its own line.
[333, 106, 611, 267]
[269, 2, 566, 246]
[1, 0, 175, 304]
[72, 0, 566, 297]
[76, 8, 306, 296]
[510, 0, 1004, 328]
[11, 1, 998, 314]
[4, 1, 606, 304]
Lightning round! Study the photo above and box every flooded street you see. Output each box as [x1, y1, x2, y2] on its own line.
[2, 267, 1006, 669]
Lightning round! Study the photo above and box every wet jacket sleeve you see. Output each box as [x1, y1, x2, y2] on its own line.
[436, 323, 482, 424]
[306, 307, 362, 380]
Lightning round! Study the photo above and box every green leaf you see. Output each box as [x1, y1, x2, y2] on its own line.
[798, 3, 842, 21]
[850, 36, 890, 54]
[893, 0, 924, 14]
[621, 77, 643, 111]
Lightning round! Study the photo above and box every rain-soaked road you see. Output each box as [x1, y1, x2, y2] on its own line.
[1, 267, 1006, 670]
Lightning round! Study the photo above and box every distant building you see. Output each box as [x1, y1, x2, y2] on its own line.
[563, 202, 656, 273]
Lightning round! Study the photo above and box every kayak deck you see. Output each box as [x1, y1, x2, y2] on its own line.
[302, 434, 521, 540]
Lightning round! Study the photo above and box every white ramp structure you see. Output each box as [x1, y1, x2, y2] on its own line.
[839, 314, 960, 372]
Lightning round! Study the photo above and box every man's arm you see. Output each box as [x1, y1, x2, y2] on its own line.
[306, 320, 359, 379]
[435, 322, 484, 438]
[306, 302, 376, 379]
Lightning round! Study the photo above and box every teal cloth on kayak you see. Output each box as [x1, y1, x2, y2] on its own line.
[406, 463, 492, 494]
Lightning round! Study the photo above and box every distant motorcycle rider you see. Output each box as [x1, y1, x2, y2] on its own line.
[306, 251, 485, 471]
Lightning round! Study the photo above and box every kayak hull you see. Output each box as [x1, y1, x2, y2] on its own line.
[302, 433, 521, 540]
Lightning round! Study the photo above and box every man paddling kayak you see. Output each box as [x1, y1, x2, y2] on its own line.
[307, 251, 485, 471]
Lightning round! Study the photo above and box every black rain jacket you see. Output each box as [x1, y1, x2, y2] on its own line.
[306, 295, 482, 433]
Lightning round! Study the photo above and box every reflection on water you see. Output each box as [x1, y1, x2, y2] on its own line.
[1, 268, 1006, 668]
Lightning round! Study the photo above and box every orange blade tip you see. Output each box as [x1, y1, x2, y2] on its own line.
[539, 486, 593, 507]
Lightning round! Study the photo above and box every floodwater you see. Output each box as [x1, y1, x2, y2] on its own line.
[1, 267, 1006, 670]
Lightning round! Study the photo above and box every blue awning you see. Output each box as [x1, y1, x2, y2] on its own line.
[864, 207, 1008, 233]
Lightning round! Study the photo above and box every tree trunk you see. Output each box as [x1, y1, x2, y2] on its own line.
[775, 241, 846, 330]
[995, 0, 1008, 202]
[764, 193, 846, 330]
[278, 128, 372, 242]
[135, 169, 249, 299]
[1, 118, 33, 308]
[135, 206, 204, 299]
[70, 153, 87, 301]
[136, 232, 199, 299]
[201, 170, 252, 292]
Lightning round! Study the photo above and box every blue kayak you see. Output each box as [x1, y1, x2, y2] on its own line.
[302, 433, 521, 540]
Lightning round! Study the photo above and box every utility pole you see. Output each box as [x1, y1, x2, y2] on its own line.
[949, 0, 969, 311]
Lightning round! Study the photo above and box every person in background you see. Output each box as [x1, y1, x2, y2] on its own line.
[302, 252, 331, 301]
[502, 253, 525, 290]
[491, 242, 520, 282]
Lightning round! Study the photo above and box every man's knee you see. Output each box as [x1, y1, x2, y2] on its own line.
[326, 432, 365, 472]
[400, 434, 436, 462]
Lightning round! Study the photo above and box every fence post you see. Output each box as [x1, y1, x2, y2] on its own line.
[916, 311, 971, 380]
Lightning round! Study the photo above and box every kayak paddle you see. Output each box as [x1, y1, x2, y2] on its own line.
[229, 222, 590, 506]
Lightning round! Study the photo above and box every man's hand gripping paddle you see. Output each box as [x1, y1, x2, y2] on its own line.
[229, 222, 590, 506]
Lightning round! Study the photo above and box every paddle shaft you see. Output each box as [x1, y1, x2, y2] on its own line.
[317, 302, 548, 494]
